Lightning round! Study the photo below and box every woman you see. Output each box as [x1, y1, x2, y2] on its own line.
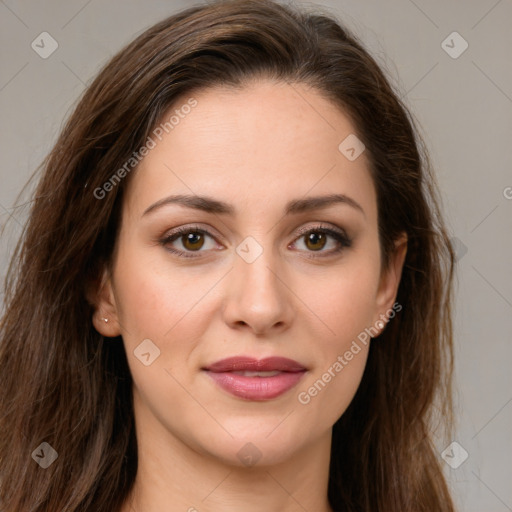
[0, 0, 456, 510]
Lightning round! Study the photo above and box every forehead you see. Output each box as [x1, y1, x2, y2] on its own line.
[123, 80, 376, 222]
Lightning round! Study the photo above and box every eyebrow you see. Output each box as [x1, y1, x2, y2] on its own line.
[142, 193, 365, 218]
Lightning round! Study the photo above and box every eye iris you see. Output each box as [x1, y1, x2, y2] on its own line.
[182, 232, 204, 251]
[305, 232, 327, 251]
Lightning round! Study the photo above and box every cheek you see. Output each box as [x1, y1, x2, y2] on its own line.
[111, 250, 215, 419]
[309, 251, 381, 342]
[113, 239, 216, 337]
[295, 279, 374, 429]
[295, 253, 379, 424]
[111, 242, 223, 386]
[297, 343, 369, 414]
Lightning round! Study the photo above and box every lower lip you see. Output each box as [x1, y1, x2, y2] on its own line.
[204, 371, 306, 400]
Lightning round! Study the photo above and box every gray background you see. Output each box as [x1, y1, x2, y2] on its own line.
[1, 1, 511, 510]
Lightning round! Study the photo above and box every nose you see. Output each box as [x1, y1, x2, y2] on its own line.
[222, 245, 294, 336]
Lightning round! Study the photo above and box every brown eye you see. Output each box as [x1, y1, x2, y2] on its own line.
[304, 232, 328, 251]
[160, 226, 219, 258]
[181, 232, 205, 251]
[291, 226, 352, 258]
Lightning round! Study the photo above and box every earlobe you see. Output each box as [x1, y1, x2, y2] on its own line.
[88, 268, 122, 338]
[92, 310, 121, 338]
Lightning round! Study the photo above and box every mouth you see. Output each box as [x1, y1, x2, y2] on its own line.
[202, 356, 307, 401]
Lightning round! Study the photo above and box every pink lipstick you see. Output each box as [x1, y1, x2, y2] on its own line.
[202, 356, 307, 400]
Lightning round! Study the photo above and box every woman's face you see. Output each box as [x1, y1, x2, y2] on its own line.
[94, 79, 406, 467]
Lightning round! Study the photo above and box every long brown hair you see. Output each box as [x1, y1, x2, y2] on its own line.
[0, 0, 456, 510]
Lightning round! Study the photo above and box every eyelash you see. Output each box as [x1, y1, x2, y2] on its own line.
[159, 223, 352, 259]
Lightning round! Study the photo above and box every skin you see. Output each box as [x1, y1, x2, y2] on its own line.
[92, 79, 407, 512]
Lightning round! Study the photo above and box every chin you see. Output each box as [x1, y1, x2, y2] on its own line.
[197, 424, 312, 468]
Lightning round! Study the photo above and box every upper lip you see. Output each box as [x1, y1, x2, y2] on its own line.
[203, 356, 307, 373]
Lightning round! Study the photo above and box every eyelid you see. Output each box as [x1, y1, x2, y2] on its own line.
[161, 223, 222, 242]
[291, 223, 348, 241]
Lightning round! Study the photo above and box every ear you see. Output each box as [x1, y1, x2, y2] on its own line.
[373, 232, 408, 331]
[86, 267, 122, 338]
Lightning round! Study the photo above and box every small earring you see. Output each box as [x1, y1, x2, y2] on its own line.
[102, 317, 109, 323]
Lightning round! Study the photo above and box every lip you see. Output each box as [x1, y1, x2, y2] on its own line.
[204, 356, 307, 373]
[202, 356, 307, 401]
